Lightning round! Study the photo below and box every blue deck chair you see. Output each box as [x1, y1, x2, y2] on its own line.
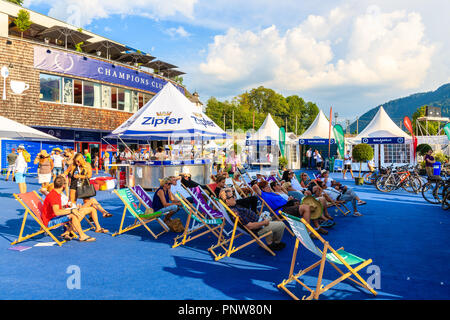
[277, 212, 377, 300]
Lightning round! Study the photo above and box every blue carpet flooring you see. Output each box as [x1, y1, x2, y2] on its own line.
[0, 171, 448, 300]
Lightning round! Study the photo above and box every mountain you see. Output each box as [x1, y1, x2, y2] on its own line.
[348, 83, 450, 134]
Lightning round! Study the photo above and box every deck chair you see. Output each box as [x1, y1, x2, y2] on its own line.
[277, 212, 377, 300]
[112, 188, 168, 239]
[172, 192, 226, 249]
[131, 185, 169, 231]
[12, 191, 93, 246]
[208, 198, 276, 261]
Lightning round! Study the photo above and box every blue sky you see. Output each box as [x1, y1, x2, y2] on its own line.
[23, 0, 450, 121]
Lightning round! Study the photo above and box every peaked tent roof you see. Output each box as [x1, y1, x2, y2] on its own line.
[355, 106, 410, 140]
[248, 113, 280, 143]
[108, 82, 228, 140]
[0, 116, 59, 140]
[298, 110, 335, 140]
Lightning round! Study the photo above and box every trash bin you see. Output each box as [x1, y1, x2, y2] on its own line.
[433, 161, 441, 176]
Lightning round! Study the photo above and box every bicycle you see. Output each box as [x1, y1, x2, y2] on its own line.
[376, 165, 421, 193]
[422, 175, 449, 205]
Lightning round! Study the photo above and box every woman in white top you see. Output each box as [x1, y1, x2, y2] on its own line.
[14, 145, 28, 193]
[315, 150, 323, 170]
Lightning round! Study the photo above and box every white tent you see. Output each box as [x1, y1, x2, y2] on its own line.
[298, 110, 335, 144]
[347, 106, 413, 167]
[247, 113, 280, 145]
[0, 115, 59, 140]
[108, 82, 228, 140]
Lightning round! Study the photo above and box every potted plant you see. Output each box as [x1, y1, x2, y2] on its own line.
[279, 156, 288, 170]
[352, 143, 374, 185]
[14, 9, 32, 39]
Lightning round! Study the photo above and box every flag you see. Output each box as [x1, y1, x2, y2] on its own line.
[328, 107, 333, 157]
[403, 116, 417, 160]
[444, 123, 450, 141]
[279, 127, 286, 157]
[333, 124, 345, 158]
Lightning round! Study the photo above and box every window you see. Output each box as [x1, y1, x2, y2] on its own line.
[138, 92, 144, 109]
[63, 78, 73, 103]
[83, 81, 101, 107]
[132, 91, 139, 112]
[73, 79, 83, 104]
[143, 93, 153, 104]
[40, 74, 61, 102]
[124, 90, 131, 112]
[102, 85, 111, 109]
[111, 87, 117, 109]
[384, 144, 410, 164]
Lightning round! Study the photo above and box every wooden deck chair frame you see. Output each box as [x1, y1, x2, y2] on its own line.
[131, 185, 170, 232]
[208, 198, 275, 261]
[327, 199, 351, 216]
[172, 193, 226, 249]
[12, 191, 94, 247]
[277, 212, 377, 300]
[112, 188, 168, 239]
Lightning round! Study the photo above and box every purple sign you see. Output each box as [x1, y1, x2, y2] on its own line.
[34, 46, 184, 95]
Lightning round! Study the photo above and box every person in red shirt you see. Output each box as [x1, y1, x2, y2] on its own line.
[42, 176, 97, 242]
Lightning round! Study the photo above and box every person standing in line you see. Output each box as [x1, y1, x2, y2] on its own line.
[342, 150, 354, 179]
[306, 148, 312, 169]
[315, 150, 323, 171]
[5, 148, 17, 182]
[14, 145, 29, 194]
[84, 149, 92, 165]
[34, 150, 54, 194]
[51, 148, 65, 182]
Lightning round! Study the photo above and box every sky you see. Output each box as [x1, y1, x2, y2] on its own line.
[22, 0, 450, 121]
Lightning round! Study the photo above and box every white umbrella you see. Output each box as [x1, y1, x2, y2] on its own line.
[0, 115, 59, 140]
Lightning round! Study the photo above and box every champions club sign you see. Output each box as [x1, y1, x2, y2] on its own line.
[33, 46, 185, 95]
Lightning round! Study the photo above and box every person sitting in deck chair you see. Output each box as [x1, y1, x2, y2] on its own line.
[219, 189, 286, 251]
[315, 180, 365, 217]
[215, 175, 259, 213]
[153, 177, 182, 227]
[41, 175, 99, 242]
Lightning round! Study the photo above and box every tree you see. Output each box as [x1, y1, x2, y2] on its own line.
[412, 105, 439, 135]
[75, 41, 84, 52]
[14, 9, 32, 39]
[173, 76, 183, 85]
[7, 0, 24, 5]
[352, 143, 374, 179]
[416, 143, 432, 156]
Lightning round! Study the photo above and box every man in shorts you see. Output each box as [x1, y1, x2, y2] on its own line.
[5, 148, 17, 181]
[342, 150, 354, 179]
[51, 148, 65, 181]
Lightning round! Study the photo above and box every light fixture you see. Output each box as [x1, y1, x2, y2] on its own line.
[96, 51, 102, 56]
[83, 56, 88, 61]
[6, 40, 12, 45]
[46, 49, 51, 53]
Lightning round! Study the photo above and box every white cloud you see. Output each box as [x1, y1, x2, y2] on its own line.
[165, 26, 191, 38]
[24, 0, 198, 27]
[195, 6, 435, 95]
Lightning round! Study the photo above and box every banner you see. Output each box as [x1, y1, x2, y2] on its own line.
[279, 127, 286, 157]
[403, 116, 417, 160]
[362, 137, 405, 144]
[333, 124, 345, 158]
[444, 123, 450, 141]
[34, 46, 185, 95]
[299, 139, 335, 145]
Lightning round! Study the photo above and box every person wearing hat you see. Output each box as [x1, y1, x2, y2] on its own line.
[14, 145, 28, 193]
[51, 148, 65, 181]
[152, 177, 181, 227]
[34, 150, 54, 192]
[5, 148, 17, 182]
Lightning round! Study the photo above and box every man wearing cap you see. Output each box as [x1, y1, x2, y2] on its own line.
[5, 148, 17, 182]
[14, 145, 28, 193]
[51, 148, 65, 181]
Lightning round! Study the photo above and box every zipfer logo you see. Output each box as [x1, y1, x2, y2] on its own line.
[190, 115, 215, 128]
[142, 115, 183, 127]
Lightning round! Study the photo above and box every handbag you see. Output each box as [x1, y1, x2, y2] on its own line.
[76, 178, 96, 199]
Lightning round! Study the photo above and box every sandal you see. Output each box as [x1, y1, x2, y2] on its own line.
[60, 233, 73, 241]
[353, 212, 363, 217]
[79, 236, 96, 242]
[102, 212, 113, 218]
[95, 228, 109, 234]
[357, 200, 367, 205]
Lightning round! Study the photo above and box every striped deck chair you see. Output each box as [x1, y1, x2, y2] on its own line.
[172, 192, 226, 249]
[208, 198, 276, 261]
[12, 191, 93, 246]
[278, 213, 377, 300]
[131, 185, 169, 231]
[112, 188, 167, 239]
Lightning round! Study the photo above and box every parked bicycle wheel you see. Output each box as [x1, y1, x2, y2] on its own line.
[421, 180, 445, 204]
[376, 175, 392, 192]
[402, 176, 421, 194]
[364, 172, 375, 185]
[442, 191, 450, 210]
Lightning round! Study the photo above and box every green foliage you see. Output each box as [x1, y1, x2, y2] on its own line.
[7, 0, 24, 5]
[352, 143, 374, 177]
[173, 76, 184, 85]
[416, 143, 432, 156]
[205, 86, 319, 132]
[434, 152, 448, 164]
[412, 105, 439, 135]
[77, 27, 83, 33]
[14, 9, 32, 38]
[75, 42, 84, 52]
[279, 156, 288, 169]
